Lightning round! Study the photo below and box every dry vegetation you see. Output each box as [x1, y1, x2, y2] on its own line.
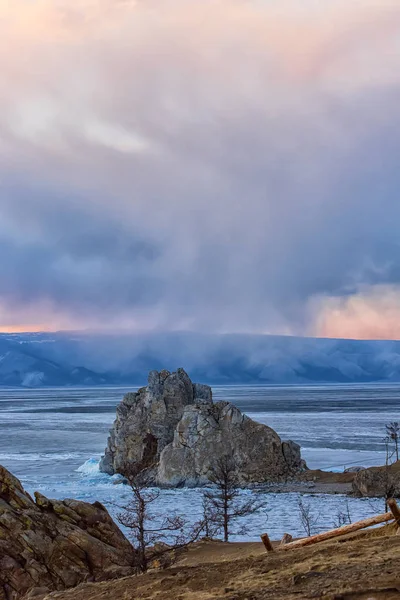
[38, 524, 400, 600]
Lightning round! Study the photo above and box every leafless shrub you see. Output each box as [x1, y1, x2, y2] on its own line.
[333, 499, 352, 528]
[298, 497, 320, 537]
[115, 464, 204, 572]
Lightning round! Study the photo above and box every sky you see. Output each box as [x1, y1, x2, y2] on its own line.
[1, 0, 400, 339]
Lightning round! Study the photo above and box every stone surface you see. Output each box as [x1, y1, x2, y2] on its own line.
[0, 465, 135, 600]
[352, 462, 400, 497]
[100, 368, 200, 478]
[100, 369, 305, 486]
[344, 466, 366, 473]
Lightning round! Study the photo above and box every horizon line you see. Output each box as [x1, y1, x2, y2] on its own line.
[1, 328, 400, 343]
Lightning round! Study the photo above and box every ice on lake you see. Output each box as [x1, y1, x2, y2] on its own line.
[0, 384, 397, 540]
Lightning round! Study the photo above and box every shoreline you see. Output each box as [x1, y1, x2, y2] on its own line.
[112, 468, 357, 495]
[248, 468, 357, 495]
[258, 480, 353, 495]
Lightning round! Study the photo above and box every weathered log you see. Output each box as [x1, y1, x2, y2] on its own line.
[261, 533, 274, 552]
[388, 499, 400, 528]
[277, 511, 394, 551]
[280, 533, 293, 545]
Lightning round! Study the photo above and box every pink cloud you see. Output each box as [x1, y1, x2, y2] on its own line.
[312, 287, 400, 340]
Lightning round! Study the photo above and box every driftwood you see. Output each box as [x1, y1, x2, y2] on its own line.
[261, 503, 400, 553]
[278, 511, 394, 551]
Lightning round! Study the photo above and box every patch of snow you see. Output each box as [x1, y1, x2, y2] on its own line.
[21, 371, 45, 387]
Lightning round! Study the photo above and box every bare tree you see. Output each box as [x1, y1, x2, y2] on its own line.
[201, 494, 221, 539]
[116, 466, 204, 573]
[203, 455, 267, 543]
[386, 422, 400, 462]
[333, 499, 352, 529]
[298, 497, 320, 537]
[382, 435, 397, 512]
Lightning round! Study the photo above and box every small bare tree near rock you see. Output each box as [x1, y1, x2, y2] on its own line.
[116, 466, 204, 573]
[386, 422, 400, 462]
[203, 455, 267, 543]
[297, 497, 320, 537]
[333, 499, 352, 528]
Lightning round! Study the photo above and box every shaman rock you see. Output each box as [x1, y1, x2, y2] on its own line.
[0, 465, 135, 600]
[158, 401, 303, 486]
[100, 368, 200, 477]
[100, 369, 305, 486]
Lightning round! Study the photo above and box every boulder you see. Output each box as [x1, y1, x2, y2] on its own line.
[100, 369, 305, 486]
[352, 462, 400, 497]
[0, 465, 135, 600]
[344, 466, 366, 473]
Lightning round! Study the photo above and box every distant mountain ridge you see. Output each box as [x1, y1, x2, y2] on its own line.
[2, 331, 400, 387]
[0, 335, 109, 387]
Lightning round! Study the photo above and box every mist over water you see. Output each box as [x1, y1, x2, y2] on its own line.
[0, 384, 397, 540]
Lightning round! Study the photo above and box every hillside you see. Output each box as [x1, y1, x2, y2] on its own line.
[38, 525, 400, 600]
[0, 336, 109, 387]
[3, 331, 400, 386]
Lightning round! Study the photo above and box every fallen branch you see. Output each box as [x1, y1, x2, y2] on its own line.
[279, 511, 394, 551]
[261, 511, 394, 553]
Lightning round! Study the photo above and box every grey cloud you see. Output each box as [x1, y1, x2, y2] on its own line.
[0, 177, 163, 316]
[1, 1, 400, 333]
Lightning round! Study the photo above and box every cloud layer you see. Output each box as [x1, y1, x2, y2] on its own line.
[1, 0, 400, 337]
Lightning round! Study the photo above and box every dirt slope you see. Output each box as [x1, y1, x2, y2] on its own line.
[38, 524, 400, 600]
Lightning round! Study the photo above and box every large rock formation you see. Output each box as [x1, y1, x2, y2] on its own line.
[100, 368, 305, 486]
[0, 465, 135, 600]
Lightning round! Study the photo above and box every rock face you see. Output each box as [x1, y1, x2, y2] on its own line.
[352, 462, 400, 497]
[344, 466, 366, 473]
[100, 368, 305, 486]
[0, 465, 135, 600]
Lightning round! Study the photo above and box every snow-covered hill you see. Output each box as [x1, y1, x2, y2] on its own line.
[2, 331, 400, 386]
[0, 336, 109, 387]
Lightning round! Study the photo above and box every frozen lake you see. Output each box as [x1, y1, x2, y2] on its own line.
[0, 383, 398, 540]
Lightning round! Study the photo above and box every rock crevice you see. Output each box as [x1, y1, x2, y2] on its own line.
[100, 369, 305, 486]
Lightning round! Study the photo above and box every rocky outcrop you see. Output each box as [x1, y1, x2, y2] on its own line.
[344, 466, 366, 473]
[352, 462, 400, 497]
[0, 465, 135, 600]
[100, 368, 305, 486]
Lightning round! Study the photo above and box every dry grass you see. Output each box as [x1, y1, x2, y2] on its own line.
[36, 523, 400, 600]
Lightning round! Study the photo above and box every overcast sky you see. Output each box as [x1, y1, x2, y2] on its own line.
[1, 0, 400, 338]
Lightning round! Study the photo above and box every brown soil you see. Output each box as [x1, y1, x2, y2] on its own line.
[40, 524, 400, 600]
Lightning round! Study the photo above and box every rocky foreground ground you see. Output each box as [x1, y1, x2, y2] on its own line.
[36, 524, 400, 600]
[0, 466, 136, 600]
[3, 459, 400, 599]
